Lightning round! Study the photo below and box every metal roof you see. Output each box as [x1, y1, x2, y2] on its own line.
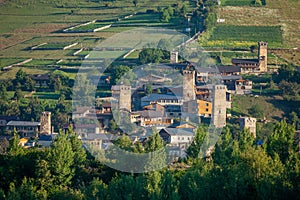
[232, 58, 259, 65]
[217, 65, 241, 73]
[141, 94, 182, 102]
[161, 128, 194, 136]
[7, 121, 40, 126]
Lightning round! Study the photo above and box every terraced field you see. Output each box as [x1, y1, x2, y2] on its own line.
[0, 0, 196, 79]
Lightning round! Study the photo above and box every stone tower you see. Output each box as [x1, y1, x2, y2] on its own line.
[182, 70, 196, 102]
[258, 41, 267, 72]
[170, 51, 178, 64]
[239, 117, 257, 138]
[40, 111, 51, 135]
[111, 85, 131, 111]
[212, 85, 227, 128]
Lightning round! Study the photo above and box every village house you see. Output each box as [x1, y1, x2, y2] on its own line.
[6, 121, 40, 137]
[141, 94, 183, 107]
[31, 74, 50, 87]
[159, 128, 195, 157]
[131, 110, 173, 129]
[232, 42, 268, 74]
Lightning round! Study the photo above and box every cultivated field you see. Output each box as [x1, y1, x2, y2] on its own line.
[0, 0, 195, 79]
[215, 0, 300, 64]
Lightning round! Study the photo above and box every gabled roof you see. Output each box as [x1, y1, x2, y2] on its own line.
[232, 58, 259, 65]
[221, 75, 242, 81]
[160, 128, 194, 136]
[82, 133, 114, 141]
[141, 94, 182, 102]
[31, 74, 50, 81]
[135, 110, 164, 118]
[217, 65, 241, 73]
[168, 122, 196, 129]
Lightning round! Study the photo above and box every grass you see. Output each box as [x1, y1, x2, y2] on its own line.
[22, 59, 57, 66]
[221, 0, 256, 6]
[0, 58, 25, 68]
[0, 66, 52, 80]
[203, 25, 282, 48]
[231, 95, 284, 121]
[219, 0, 300, 48]
[33, 92, 60, 100]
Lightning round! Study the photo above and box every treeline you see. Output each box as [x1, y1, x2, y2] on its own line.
[0, 121, 299, 199]
[0, 69, 72, 131]
[273, 65, 300, 100]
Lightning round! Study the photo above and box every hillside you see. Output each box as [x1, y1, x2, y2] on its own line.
[200, 0, 299, 65]
[0, 0, 196, 78]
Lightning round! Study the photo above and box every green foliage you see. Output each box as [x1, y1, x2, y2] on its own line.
[138, 48, 164, 64]
[186, 126, 206, 159]
[108, 174, 146, 200]
[48, 188, 83, 200]
[221, 0, 265, 6]
[266, 120, 296, 164]
[204, 25, 282, 47]
[144, 128, 166, 172]
[248, 104, 264, 118]
[7, 131, 24, 156]
[72, 73, 96, 106]
[83, 179, 108, 200]
[109, 65, 131, 85]
[145, 83, 152, 95]
[48, 132, 75, 187]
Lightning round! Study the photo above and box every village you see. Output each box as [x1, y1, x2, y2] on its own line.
[0, 41, 270, 160]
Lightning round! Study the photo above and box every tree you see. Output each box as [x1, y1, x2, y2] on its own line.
[110, 65, 131, 85]
[266, 120, 296, 164]
[14, 69, 26, 87]
[72, 73, 96, 106]
[159, 171, 180, 200]
[144, 128, 166, 172]
[186, 126, 206, 159]
[67, 126, 86, 167]
[288, 111, 300, 130]
[13, 89, 23, 101]
[145, 83, 152, 95]
[7, 130, 24, 156]
[48, 131, 75, 187]
[138, 49, 163, 64]
[24, 76, 35, 91]
[83, 179, 108, 200]
[132, 0, 138, 7]
[114, 134, 133, 151]
[0, 83, 8, 101]
[108, 175, 146, 200]
[161, 9, 170, 22]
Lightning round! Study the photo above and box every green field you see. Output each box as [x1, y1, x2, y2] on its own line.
[221, 0, 259, 6]
[0, 0, 196, 80]
[201, 25, 282, 48]
[0, 58, 25, 68]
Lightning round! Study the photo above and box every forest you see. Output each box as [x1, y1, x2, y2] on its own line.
[0, 119, 299, 199]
